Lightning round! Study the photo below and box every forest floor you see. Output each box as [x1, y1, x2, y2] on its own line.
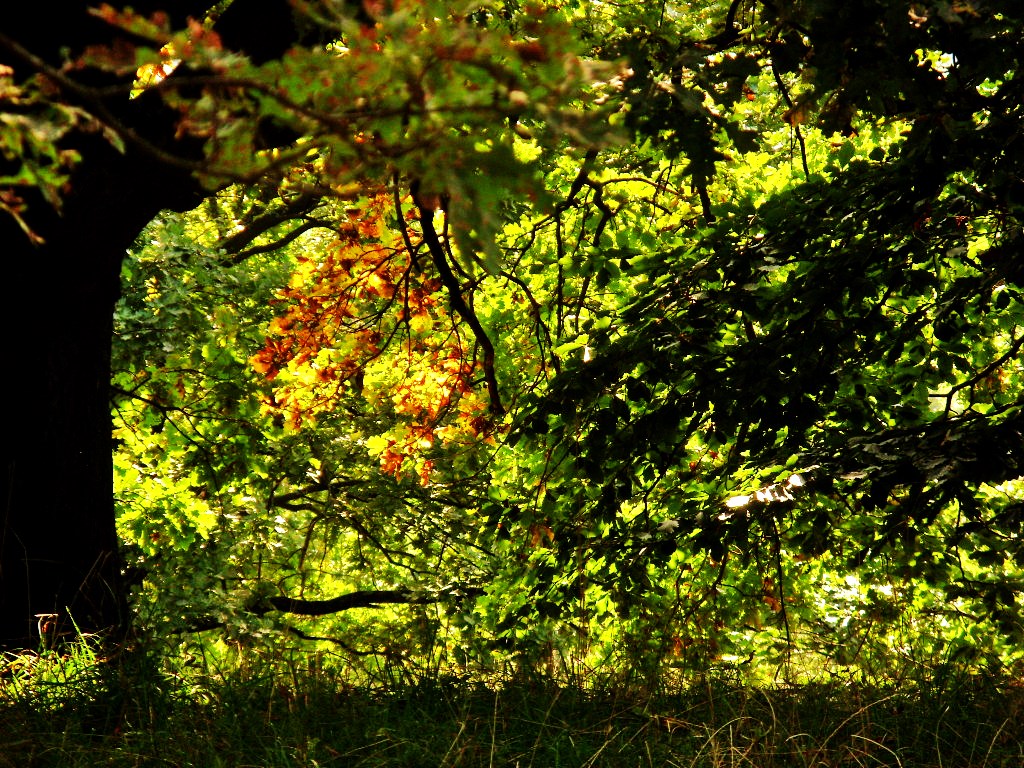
[2, 647, 1024, 767]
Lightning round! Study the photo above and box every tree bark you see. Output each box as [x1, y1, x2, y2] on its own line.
[0, 134, 200, 651]
[0, 0, 302, 651]
[0, 2, 206, 651]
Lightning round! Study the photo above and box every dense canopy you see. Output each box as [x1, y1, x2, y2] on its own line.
[2, 0, 1024, 679]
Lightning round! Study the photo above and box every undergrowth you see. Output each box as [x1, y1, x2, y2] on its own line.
[2, 638, 1023, 767]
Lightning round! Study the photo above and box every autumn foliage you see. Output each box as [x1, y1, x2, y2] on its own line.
[251, 191, 492, 484]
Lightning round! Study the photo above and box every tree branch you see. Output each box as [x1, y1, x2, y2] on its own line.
[177, 585, 485, 635]
[771, 62, 810, 178]
[413, 183, 505, 415]
[0, 32, 209, 175]
[266, 588, 433, 616]
[219, 193, 323, 256]
[280, 624, 381, 654]
[226, 218, 336, 264]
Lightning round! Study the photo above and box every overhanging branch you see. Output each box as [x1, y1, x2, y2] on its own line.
[266, 588, 433, 616]
[413, 184, 505, 415]
[219, 192, 324, 258]
[177, 585, 485, 634]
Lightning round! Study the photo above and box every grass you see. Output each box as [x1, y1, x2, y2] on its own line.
[2, 642, 1024, 767]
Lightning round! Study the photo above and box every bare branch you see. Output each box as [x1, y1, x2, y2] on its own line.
[267, 588, 432, 615]
[219, 193, 323, 255]
[413, 183, 505, 415]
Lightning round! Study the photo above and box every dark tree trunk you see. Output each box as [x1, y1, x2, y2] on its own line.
[0, 3, 204, 651]
[0, 136, 201, 651]
[0, 0, 298, 651]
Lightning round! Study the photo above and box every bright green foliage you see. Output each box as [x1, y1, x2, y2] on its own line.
[510, 0, 1024, 671]
[102, 0, 1024, 683]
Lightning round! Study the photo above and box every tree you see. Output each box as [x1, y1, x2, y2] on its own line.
[511, 0, 1024, 664]
[0, 0, 606, 652]
[7, 0, 1023, 679]
[1, 2, 202, 649]
[0, 0, 360, 650]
